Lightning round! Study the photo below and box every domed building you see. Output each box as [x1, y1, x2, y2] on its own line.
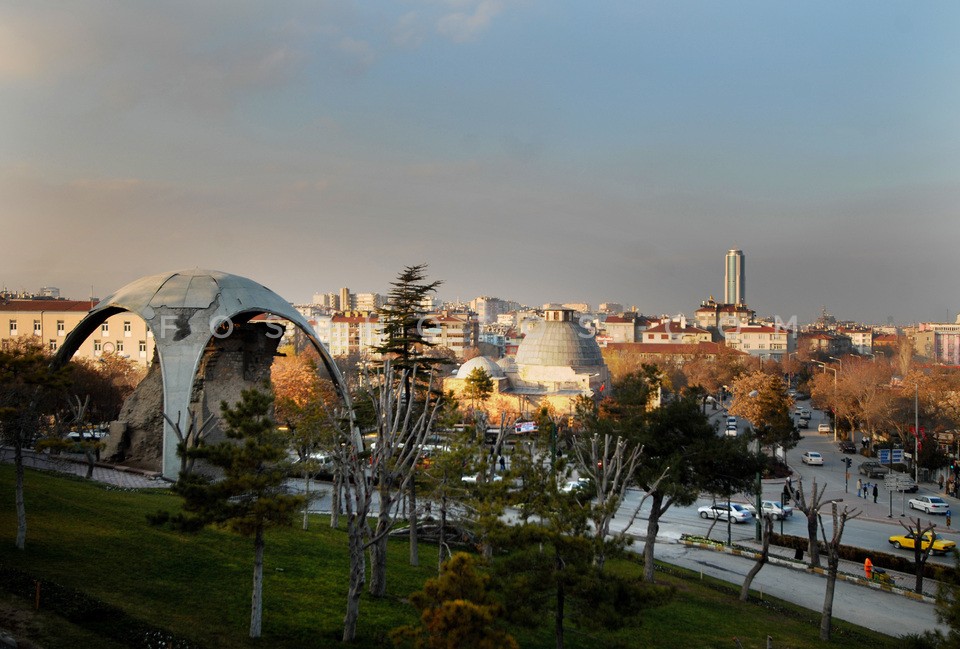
[445, 309, 609, 418]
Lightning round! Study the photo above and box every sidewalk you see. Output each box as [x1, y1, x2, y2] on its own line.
[0, 447, 168, 489]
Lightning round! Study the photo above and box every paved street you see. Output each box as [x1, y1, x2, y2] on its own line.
[0, 447, 168, 489]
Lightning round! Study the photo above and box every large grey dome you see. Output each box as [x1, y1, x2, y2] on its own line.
[514, 320, 604, 368]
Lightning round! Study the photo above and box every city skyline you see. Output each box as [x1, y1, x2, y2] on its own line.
[3, 2, 959, 324]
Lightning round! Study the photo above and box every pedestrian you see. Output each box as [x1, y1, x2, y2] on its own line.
[498, 455, 506, 472]
[872, 483, 879, 503]
[856, 478, 863, 497]
[939, 474, 945, 491]
[948, 509, 953, 528]
[864, 557, 873, 580]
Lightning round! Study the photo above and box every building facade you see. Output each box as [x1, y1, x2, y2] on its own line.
[1, 299, 155, 366]
[723, 324, 795, 359]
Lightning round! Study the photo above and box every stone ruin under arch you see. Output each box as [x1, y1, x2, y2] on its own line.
[53, 269, 348, 480]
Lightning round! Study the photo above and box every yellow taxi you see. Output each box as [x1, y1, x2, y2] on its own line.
[888, 531, 957, 555]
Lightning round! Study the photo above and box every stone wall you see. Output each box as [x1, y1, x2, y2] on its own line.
[103, 323, 281, 472]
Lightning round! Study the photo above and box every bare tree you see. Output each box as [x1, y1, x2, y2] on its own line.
[896, 517, 939, 594]
[819, 502, 860, 641]
[363, 362, 441, 597]
[163, 409, 215, 477]
[571, 434, 665, 569]
[740, 514, 774, 601]
[793, 477, 829, 568]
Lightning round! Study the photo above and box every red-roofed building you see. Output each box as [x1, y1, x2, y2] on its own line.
[641, 318, 712, 345]
[603, 341, 748, 366]
[600, 313, 652, 344]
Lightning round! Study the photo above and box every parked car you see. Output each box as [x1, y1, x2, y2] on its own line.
[818, 422, 832, 434]
[801, 451, 823, 465]
[888, 531, 957, 555]
[740, 500, 794, 520]
[724, 421, 738, 437]
[837, 440, 857, 454]
[697, 503, 753, 523]
[859, 461, 891, 478]
[909, 495, 949, 514]
[560, 478, 592, 494]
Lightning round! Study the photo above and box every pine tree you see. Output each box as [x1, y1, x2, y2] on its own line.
[174, 387, 303, 638]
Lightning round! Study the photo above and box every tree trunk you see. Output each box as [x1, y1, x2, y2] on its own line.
[643, 492, 664, 583]
[438, 492, 448, 573]
[331, 471, 342, 529]
[250, 526, 264, 638]
[302, 473, 311, 531]
[740, 517, 772, 600]
[342, 514, 366, 642]
[409, 477, 419, 566]
[368, 515, 389, 597]
[555, 550, 565, 649]
[14, 440, 26, 550]
[806, 511, 820, 568]
[820, 555, 839, 641]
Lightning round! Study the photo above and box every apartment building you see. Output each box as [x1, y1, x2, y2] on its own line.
[0, 299, 155, 365]
[723, 324, 795, 359]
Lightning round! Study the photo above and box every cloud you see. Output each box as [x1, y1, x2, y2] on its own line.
[392, 12, 425, 49]
[437, 0, 504, 43]
[336, 37, 376, 71]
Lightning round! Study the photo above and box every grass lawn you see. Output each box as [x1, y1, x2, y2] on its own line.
[0, 464, 903, 648]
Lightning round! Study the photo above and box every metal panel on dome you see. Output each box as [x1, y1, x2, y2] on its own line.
[150, 273, 219, 309]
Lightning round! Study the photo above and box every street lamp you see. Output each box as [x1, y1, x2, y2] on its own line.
[828, 356, 843, 372]
[914, 383, 920, 483]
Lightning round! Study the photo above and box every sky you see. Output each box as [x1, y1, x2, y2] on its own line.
[2, 1, 959, 326]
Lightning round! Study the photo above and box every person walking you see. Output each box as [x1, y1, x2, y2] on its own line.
[939, 474, 945, 492]
[856, 478, 863, 497]
[872, 483, 879, 503]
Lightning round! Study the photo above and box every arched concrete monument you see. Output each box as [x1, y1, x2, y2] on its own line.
[53, 269, 348, 480]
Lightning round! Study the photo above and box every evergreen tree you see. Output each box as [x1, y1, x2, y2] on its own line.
[174, 387, 303, 638]
[374, 264, 443, 374]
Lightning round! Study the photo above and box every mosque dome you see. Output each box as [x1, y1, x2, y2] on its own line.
[514, 317, 604, 369]
[456, 356, 506, 379]
[497, 356, 518, 373]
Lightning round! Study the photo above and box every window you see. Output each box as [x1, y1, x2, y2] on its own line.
[123, 321, 132, 336]
[116, 341, 124, 353]
[94, 340, 102, 353]
[48, 340, 57, 351]
[101, 323, 109, 335]
[8, 320, 16, 335]
[33, 320, 41, 335]
[138, 340, 147, 354]
[57, 320, 65, 336]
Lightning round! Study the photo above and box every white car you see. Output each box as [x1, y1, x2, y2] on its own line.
[560, 478, 591, 493]
[801, 451, 823, 465]
[738, 500, 794, 520]
[909, 495, 949, 514]
[818, 423, 831, 433]
[697, 503, 753, 523]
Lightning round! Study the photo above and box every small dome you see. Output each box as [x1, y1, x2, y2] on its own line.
[514, 320, 603, 368]
[455, 356, 505, 379]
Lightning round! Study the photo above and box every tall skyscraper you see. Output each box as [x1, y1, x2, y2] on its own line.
[724, 249, 745, 305]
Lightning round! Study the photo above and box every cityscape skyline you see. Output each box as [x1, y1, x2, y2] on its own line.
[3, 3, 959, 324]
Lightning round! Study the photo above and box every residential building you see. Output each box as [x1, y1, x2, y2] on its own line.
[695, 297, 754, 332]
[423, 311, 479, 358]
[723, 324, 795, 359]
[641, 318, 712, 345]
[600, 313, 652, 344]
[0, 299, 155, 366]
[326, 312, 383, 358]
[599, 302, 624, 314]
[838, 326, 873, 355]
[798, 330, 853, 357]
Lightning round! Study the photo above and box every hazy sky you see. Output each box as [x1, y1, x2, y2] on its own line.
[3, 2, 958, 325]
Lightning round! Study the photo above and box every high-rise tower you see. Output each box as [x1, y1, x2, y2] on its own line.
[724, 249, 745, 305]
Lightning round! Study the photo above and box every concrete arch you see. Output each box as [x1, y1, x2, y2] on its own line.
[53, 269, 350, 479]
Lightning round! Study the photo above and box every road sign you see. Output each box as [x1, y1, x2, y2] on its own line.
[885, 474, 915, 490]
[877, 449, 904, 464]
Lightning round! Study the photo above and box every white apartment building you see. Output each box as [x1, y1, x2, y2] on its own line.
[423, 312, 479, 358]
[723, 324, 795, 359]
[326, 312, 384, 358]
[838, 327, 873, 355]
